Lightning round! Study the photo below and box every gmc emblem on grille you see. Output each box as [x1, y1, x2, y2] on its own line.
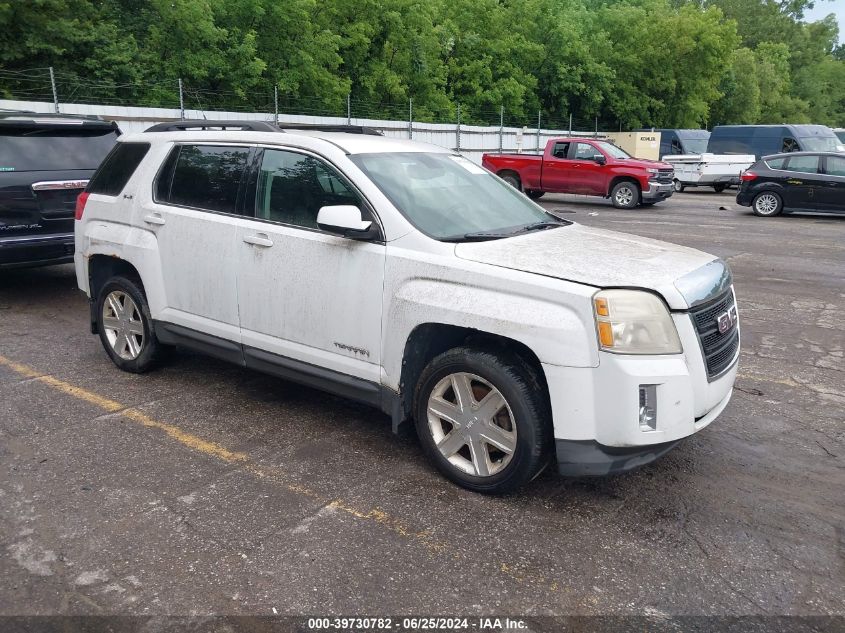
[716, 305, 738, 334]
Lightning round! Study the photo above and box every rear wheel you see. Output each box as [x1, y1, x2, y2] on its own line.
[713, 183, 727, 193]
[499, 172, 521, 191]
[96, 276, 162, 373]
[526, 189, 545, 200]
[610, 181, 640, 209]
[752, 191, 782, 217]
[414, 348, 550, 494]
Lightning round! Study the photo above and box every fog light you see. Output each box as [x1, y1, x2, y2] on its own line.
[639, 385, 657, 431]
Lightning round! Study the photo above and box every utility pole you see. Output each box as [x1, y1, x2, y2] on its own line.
[178, 78, 185, 120]
[274, 85, 279, 124]
[408, 98, 413, 139]
[347, 93, 351, 125]
[49, 67, 59, 113]
[537, 110, 541, 152]
[568, 113, 572, 136]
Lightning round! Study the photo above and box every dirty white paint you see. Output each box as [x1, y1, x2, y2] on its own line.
[75, 129, 737, 450]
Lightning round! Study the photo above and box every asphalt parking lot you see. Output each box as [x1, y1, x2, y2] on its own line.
[1, 190, 843, 619]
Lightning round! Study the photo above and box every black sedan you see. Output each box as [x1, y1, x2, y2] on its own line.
[736, 151, 845, 217]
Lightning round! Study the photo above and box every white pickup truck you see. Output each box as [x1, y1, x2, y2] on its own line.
[73, 121, 739, 493]
[663, 153, 756, 192]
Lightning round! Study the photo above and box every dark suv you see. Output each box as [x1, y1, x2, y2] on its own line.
[736, 152, 845, 217]
[0, 112, 119, 268]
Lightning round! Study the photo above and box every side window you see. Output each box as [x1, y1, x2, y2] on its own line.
[781, 137, 800, 153]
[255, 150, 361, 230]
[574, 142, 597, 160]
[87, 142, 150, 196]
[765, 157, 787, 170]
[551, 142, 570, 159]
[825, 155, 845, 177]
[165, 145, 249, 213]
[786, 155, 819, 174]
[671, 139, 684, 154]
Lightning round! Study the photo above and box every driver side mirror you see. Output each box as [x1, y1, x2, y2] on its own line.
[316, 205, 377, 239]
[592, 154, 606, 165]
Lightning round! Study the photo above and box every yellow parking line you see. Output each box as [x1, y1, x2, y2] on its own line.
[0, 354, 556, 592]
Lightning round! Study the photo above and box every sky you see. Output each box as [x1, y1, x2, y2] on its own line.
[803, 0, 845, 43]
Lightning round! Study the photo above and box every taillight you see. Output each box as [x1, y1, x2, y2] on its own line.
[740, 172, 757, 182]
[75, 192, 89, 220]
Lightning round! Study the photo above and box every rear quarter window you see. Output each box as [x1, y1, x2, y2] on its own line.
[87, 142, 150, 196]
[764, 157, 787, 169]
[158, 144, 249, 214]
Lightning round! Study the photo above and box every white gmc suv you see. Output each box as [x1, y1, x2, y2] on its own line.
[74, 121, 739, 494]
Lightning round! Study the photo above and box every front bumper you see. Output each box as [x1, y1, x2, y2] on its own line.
[643, 181, 674, 202]
[0, 233, 75, 269]
[543, 310, 738, 475]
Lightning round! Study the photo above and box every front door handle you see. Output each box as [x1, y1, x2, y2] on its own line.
[143, 213, 166, 225]
[243, 233, 274, 248]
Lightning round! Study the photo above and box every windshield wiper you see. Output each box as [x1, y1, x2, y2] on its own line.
[440, 232, 513, 242]
[515, 219, 570, 233]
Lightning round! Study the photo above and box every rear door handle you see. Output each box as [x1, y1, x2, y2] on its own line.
[143, 213, 166, 226]
[243, 233, 273, 247]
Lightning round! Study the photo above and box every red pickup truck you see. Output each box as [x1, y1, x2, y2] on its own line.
[482, 138, 675, 208]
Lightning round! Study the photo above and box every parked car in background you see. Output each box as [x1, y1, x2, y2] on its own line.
[0, 112, 120, 268]
[736, 151, 845, 216]
[482, 138, 675, 208]
[708, 124, 844, 159]
[74, 121, 738, 493]
[835, 128, 845, 144]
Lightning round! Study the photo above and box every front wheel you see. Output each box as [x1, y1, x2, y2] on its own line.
[414, 348, 551, 494]
[96, 276, 163, 373]
[673, 179, 685, 193]
[610, 181, 640, 209]
[752, 191, 783, 217]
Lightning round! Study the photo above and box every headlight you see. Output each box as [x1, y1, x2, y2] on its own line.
[593, 289, 682, 355]
[647, 167, 659, 176]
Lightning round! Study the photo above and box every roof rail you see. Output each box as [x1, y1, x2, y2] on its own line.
[144, 120, 281, 133]
[277, 124, 383, 136]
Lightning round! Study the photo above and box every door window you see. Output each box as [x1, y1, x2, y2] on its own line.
[161, 145, 250, 213]
[573, 142, 598, 160]
[824, 155, 845, 177]
[786, 155, 819, 174]
[671, 139, 684, 154]
[781, 137, 800, 153]
[551, 142, 570, 159]
[255, 150, 361, 230]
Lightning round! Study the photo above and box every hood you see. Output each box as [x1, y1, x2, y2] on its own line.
[455, 223, 731, 310]
[616, 157, 673, 170]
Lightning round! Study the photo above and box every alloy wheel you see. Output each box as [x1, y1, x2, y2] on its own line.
[754, 193, 779, 216]
[426, 372, 517, 477]
[102, 290, 145, 360]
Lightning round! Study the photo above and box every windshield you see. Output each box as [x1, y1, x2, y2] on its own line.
[799, 136, 844, 152]
[350, 152, 565, 240]
[681, 138, 708, 154]
[593, 141, 630, 159]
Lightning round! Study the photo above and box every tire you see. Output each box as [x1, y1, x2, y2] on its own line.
[610, 181, 640, 209]
[640, 201, 657, 206]
[500, 172, 521, 191]
[673, 179, 685, 193]
[413, 347, 551, 494]
[752, 191, 783, 217]
[526, 189, 545, 200]
[713, 183, 727, 193]
[95, 276, 162, 373]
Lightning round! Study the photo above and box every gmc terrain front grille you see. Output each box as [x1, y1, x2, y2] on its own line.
[689, 290, 739, 379]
